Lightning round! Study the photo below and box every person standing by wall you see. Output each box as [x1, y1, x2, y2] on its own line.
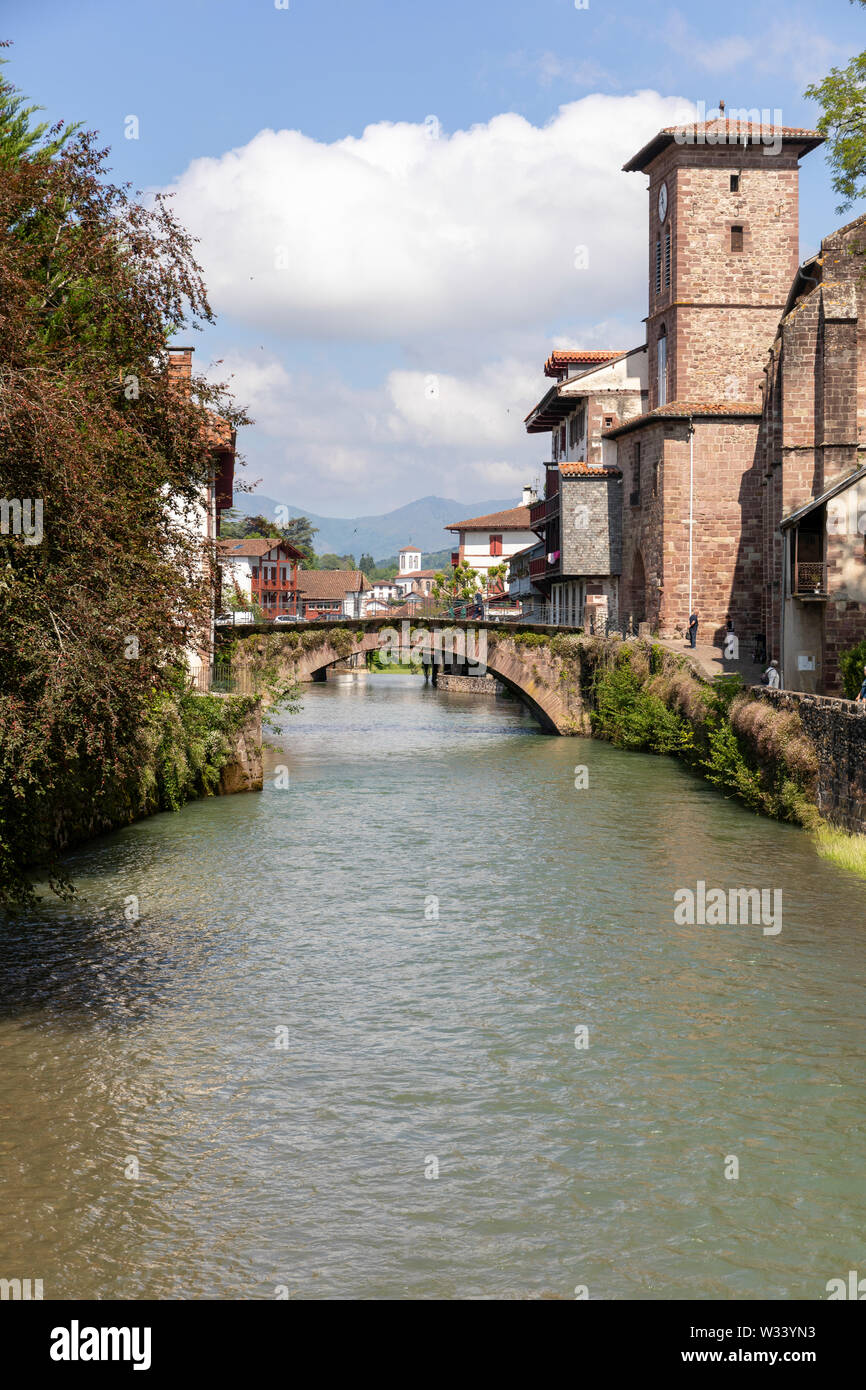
[687, 610, 698, 649]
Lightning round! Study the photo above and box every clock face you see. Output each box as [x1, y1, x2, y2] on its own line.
[658, 181, 668, 223]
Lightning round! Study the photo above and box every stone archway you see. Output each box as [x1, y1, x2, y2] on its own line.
[229, 621, 589, 734]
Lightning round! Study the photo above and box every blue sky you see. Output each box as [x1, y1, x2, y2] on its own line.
[6, 0, 866, 515]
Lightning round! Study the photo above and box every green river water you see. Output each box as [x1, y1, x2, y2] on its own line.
[1, 672, 864, 1299]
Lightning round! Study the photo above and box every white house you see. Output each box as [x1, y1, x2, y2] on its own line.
[445, 491, 539, 589]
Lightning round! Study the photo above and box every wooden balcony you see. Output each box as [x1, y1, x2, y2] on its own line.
[793, 561, 828, 598]
[529, 492, 559, 528]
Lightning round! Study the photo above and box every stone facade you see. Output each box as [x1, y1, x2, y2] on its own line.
[754, 687, 866, 832]
[757, 215, 866, 692]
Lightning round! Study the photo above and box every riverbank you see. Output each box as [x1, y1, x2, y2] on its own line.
[4, 684, 262, 906]
[485, 629, 866, 875]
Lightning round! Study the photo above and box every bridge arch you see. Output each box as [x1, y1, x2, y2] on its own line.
[230, 619, 587, 734]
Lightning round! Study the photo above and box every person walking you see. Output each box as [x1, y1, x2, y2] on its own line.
[763, 659, 781, 689]
[687, 610, 698, 649]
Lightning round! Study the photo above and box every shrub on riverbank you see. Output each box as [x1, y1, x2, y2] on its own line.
[578, 639, 820, 827]
[1, 674, 261, 907]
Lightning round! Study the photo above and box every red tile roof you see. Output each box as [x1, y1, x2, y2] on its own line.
[445, 505, 532, 532]
[219, 537, 303, 559]
[544, 349, 624, 378]
[603, 401, 762, 438]
[297, 569, 371, 599]
[624, 121, 824, 172]
[559, 461, 622, 477]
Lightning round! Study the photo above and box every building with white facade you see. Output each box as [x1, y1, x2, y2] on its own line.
[445, 491, 538, 589]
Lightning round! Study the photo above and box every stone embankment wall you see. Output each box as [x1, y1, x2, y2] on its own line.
[753, 688, 866, 833]
[217, 699, 263, 794]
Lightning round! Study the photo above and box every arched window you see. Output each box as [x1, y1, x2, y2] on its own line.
[657, 325, 667, 407]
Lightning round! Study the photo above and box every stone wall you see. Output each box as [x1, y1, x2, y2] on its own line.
[753, 687, 866, 832]
[436, 672, 501, 695]
[217, 699, 263, 794]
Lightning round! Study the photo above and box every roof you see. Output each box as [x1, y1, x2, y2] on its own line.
[780, 465, 866, 531]
[398, 543, 421, 552]
[397, 568, 437, 579]
[219, 537, 304, 559]
[544, 349, 624, 379]
[526, 347, 645, 431]
[297, 569, 371, 599]
[445, 505, 532, 532]
[603, 401, 762, 439]
[559, 461, 622, 477]
[623, 121, 824, 172]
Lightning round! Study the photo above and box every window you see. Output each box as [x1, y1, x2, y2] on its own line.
[568, 404, 585, 451]
[251, 565, 258, 579]
[664, 228, 671, 287]
[603, 414, 615, 430]
[657, 326, 667, 407]
[731, 224, 744, 252]
[490, 535, 503, 556]
[559, 424, 566, 456]
[730, 174, 740, 192]
[655, 238, 662, 293]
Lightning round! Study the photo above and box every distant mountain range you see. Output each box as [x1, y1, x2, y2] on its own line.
[231, 492, 518, 562]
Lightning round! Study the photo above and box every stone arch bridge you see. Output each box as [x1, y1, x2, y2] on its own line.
[228, 618, 588, 734]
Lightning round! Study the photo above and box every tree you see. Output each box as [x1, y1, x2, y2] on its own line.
[319, 552, 356, 570]
[0, 47, 80, 168]
[0, 61, 248, 904]
[486, 562, 509, 594]
[433, 561, 482, 609]
[277, 514, 318, 565]
[243, 513, 276, 538]
[358, 552, 376, 575]
[805, 5, 866, 211]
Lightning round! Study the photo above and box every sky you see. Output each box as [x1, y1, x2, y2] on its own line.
[6, 0, 866, 516]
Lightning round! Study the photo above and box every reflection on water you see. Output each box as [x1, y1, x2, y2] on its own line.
[1, 672, 865, 1299]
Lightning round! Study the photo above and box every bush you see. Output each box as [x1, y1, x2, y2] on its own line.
[839, 638, 866, 699]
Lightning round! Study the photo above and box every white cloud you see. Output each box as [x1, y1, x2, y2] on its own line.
[664, 10, 846, 86]
[166, 91, 691, 348]
[219, 353, 545, 513]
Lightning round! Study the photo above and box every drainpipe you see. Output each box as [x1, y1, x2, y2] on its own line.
[687, 416, 695, 618]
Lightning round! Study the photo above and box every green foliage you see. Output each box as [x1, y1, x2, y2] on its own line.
[806, 41, 866, 212]
[0, 57, 256, 905]
[582, 639, 818, 826]
[0, 50, 81, 167]
[839, 636, 866, 698]
[590, 654, 691, 755]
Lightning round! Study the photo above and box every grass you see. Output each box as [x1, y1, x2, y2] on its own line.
[814, 824, 866, 878]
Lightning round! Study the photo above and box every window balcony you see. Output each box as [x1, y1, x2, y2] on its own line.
[793, 561, 828, 598]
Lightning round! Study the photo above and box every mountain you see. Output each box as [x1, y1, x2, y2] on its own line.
[231, 492, 519, 560]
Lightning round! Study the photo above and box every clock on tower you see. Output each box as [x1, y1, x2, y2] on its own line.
[657, 181, 668, 222]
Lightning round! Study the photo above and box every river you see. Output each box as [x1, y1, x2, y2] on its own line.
[1, 672, 864, 1300]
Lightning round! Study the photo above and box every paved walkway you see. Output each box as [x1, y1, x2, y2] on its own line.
[652, 636, 765, 687]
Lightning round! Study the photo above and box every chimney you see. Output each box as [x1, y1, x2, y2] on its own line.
[522, 484, 537, 507]
[168, 345, 194, 383]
